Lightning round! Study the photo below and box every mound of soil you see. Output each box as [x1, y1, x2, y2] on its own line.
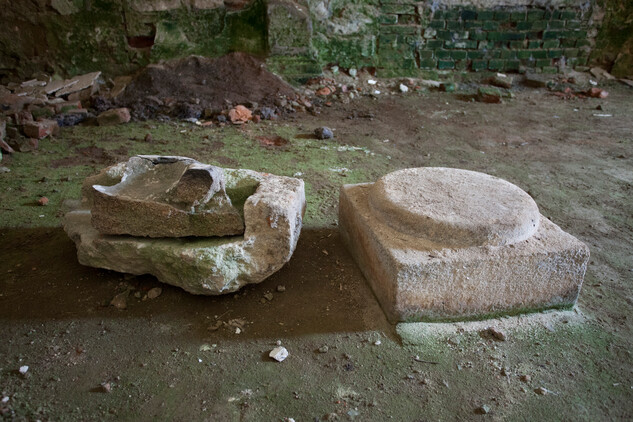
[117, 52, 297, 120]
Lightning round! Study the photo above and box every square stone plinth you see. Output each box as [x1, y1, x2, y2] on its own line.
[339, 183, 590, 323]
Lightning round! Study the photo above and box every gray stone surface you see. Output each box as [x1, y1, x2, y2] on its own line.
[64, 161, 306, 295]
[90, 155, 244, 238]
[339, 168, 589, 323]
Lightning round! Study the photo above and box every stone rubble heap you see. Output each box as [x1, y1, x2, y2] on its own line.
[0, 71, 130, 156]
[64, 155, 306, 295]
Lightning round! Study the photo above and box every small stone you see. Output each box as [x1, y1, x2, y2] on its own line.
[534, 387, 548, 395]
[348, 68, 357, 77]
[586, 87, 609, 99]
[440, 82, 456, 92]
[259, 107, 276, 120]
[19, 365, 29, 375]
[0, 167, 10, 173]
[277, 285, 286, 292]
[520, 374, 532, 382]
[367, 79, 377, 85]
[474, 404, 491, 414]
[314, 127, 334, 140]
[228, 105, 252, 123]
[489, 75, 513, 89]
[318, 345, 329, 353]
[99, 382, 112, 393]
[399, 84, 409, 93]
[147, 287, 162, 299]
[97, 108, 131, 126]
[484, 327, 507, 341]
[110, 290, 129, 309]
[269, 346, 289, 362]
[264, 292, 274, 301]
[38, 197, 49, 206]
[477, 87, 502, 103]
[144, 133, 153, 143]
[316, 86, 333, 96]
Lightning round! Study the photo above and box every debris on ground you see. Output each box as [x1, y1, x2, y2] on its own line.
[586, 87, 609, 99]
[97, 108, 131, 126]
[474, 404, 491, 414]
[116, 53, 296, 121]
[482, 326, 507, 341]
[314, 126, 334, 140]
[18, 365, 29, 376]
[37, 197, 49, 206]
[589, 67, 616, 81]
[524, 73, 553, 88]
[110, 290, 130, 310]
[146, 287, 162, 299]
[477, 87, 503, 103]
[98, 382, 112, 393]
[269, 346, 289, 362]
[228, 105, 252, 124]
[488, 73, 513, 89]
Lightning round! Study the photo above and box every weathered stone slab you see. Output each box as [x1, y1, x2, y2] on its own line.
[90, 155, 244, 238]
[339, 168, 589, 322]
[64, 164, 305, 295]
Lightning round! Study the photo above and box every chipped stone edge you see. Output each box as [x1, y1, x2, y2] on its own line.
[64, 165, 306, 295]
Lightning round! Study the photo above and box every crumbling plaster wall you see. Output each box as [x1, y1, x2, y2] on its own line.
[0, 0, 267, 80]
[0, 0, 629, 81]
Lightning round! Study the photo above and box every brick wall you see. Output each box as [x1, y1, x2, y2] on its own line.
[378, 3, 594, 74]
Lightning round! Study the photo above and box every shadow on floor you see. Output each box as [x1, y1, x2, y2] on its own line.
[0, 227, 394, 341]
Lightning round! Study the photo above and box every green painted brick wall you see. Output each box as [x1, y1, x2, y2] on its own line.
[372, 3, 595, 75]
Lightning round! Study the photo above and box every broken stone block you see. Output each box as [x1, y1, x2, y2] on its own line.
[339, 167, 589, 322]
[109, 76, 133, 99]
[64, 158, 305, 295]
[22, 119, 59, 139]
[90, 155, 245, 238]
[477, 86, 502, 103]
[55, 71, 101, 97]
[97, 108, 131, 126]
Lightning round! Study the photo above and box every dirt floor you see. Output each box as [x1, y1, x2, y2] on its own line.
[1, 80, 632, 421]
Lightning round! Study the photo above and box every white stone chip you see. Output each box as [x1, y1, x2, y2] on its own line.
[269, 346, 289, 362]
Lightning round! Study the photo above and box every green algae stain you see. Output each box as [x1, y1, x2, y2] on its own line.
[0, 120, 393, 229]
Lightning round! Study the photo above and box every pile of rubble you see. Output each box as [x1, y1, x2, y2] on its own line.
[0, 71, 130, 156]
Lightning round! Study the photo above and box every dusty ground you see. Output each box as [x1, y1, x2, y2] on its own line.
[1, 81, 632, 421]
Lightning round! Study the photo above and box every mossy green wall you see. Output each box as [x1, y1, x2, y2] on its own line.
[592, 0, 633, 77]
[0, 0, 630, 81]
[0, 0, 268, 80]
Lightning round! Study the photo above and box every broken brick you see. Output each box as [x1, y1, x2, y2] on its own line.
[23, 119, 59, 139]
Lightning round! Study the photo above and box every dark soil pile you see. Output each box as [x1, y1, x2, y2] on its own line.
[116, 52, 297, 120]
